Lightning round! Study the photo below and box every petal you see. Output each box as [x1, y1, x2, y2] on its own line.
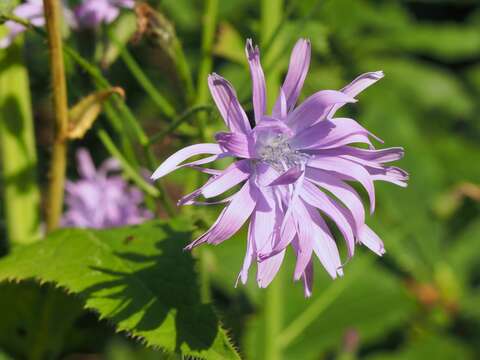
[273, 39, 311, 115]
[327, 71, 384, 118]
[369, 166, 409, 187]
[215, 131, 255, 158]
[287, 91, 357, 133]
[237, 219, 256, 286]
[291, 208, 314, 280]
[306, 167, 365, 233]
[299, 181, 356, 257]
[302, 259, 314, 298]
[272, 89, 288, 119]
[76, 148, 97, 179]
[246, 39, 267, 123]
[151, 143, 222, 180]
[304, 202, 343, 278]
[307, 156, 376, 213]
[185, 181, 257, 249]
[201, 159, 251, 198]
[359, 225, 385, 256]
[208, 73, 251, 134]
[315, 146, 404, 163]
[258, 250, 286, 288]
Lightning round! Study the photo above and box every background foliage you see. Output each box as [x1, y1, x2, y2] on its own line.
[1, 0, 480, 359]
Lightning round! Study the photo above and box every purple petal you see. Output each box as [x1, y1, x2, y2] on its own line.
[268, 166, 303, 186]
[76, 148, 97, 179]
[287, 91, 357, 133]
[201, 159, 251, 198]
[272, 89, 288, 119]
[151, 143, 222, 180]
[273, 39, 311, 115]
[185, 180, 257, 249]
[257, 250, 286, 288]
[291, 211, 314, 280]
[359, 225, 385, 256]
[302, 259, 314, 298]
[215, 131, 255, 158]
[208, 73, 251, 134]
[245, 39, 267, 123]
[315, 146, 404, 164]
[327, 71, 384, 118]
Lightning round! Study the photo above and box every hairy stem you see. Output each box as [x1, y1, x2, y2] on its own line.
[43, 0, 69, 232]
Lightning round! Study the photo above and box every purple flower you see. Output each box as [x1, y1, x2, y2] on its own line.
[0, 0, 77, 49]
[62, 148, 152, 229]
[74, 0, 134, 29]
[151, 39, 408, 297]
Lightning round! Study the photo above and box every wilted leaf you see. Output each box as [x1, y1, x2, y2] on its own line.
[0, 219, 240, 360]
[67, 87, 125, 140]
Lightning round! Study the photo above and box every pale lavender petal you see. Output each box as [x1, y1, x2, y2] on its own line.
[77, 148, 97, 179]
[272, 89, 288, 119]
[315, 146, 404, 164]
[257, 250, 286, 288]
[201, 160, 251, 198]
[302, 259, 314, 298]
[300, 181, 355, 257]
[246, 39, 266, 123]
[215, 131, 255, 158]
[208, 73, 251, 134]
[304, 202, 343, 278]
[369, 166, 409, 187]
[185, 181, 257, 249]
[307, 156, 376, 213]
[359, 225, 385, 256]
[237, 220, 256, 285]
[327, 71, 384, 118]
[287, 91, 357, 133]
[151, 143, 222, 180]
[291, 208, 314, 280]
[273, 39, 311, 114]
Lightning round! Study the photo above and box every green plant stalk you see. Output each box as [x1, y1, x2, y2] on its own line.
[43, 0, 69, 232]
[0, 41, 41, 245]
[261, 0, 284, 358]
[109, 31, 176, 119]
[194, 0, 219, 304]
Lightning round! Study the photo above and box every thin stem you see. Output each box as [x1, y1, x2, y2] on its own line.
[148, 105, 212, 145]
[43, 0, 69, 232]
[97, 130, 160, 198]
[109, 31, 176, 119]
[264, 274, 284, 360]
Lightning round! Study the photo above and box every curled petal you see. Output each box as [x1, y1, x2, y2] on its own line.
[268, 166, 303, 186]
[327, 71, 384, 118]
[151, 143, 222, 180]
[246, 39, 267, 123]
[215, 131, 255, 158]
[208, 73, 251, 134]
[316, 146, 404, 164]
[287, 91, 357, 133]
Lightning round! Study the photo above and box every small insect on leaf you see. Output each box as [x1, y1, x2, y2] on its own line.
[66, 87, 125, 140]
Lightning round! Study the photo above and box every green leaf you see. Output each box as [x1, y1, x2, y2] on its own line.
[0, 219, 240, 360]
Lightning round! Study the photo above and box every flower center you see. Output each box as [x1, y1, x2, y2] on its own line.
[256, 132, 309, 172]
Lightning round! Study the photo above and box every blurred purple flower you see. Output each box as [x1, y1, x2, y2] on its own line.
[74, 0, 134, 28]
[0, 0, 77, 49]
[151, 38, 408, 296]
[62, 148, 152, 229]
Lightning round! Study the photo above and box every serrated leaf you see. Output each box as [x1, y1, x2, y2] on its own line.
[0, 219, 240, 360]
[67, 87, 125, 140]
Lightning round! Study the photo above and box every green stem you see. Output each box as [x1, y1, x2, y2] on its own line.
[148, 105, 212, 145]
[0, 39, 41, 245]
[97, 130, 160, 198]
[109, 31, 176, 119]
[264, 274, 284, 360]
[43, 0, 69, 232]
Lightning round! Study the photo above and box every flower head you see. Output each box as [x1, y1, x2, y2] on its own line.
[62, 148, 152, 229]
[152, 38, 408, 296]
[74, 0, 134, 28]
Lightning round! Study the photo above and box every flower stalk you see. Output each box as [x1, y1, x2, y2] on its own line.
[43, 0, 69, 232]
